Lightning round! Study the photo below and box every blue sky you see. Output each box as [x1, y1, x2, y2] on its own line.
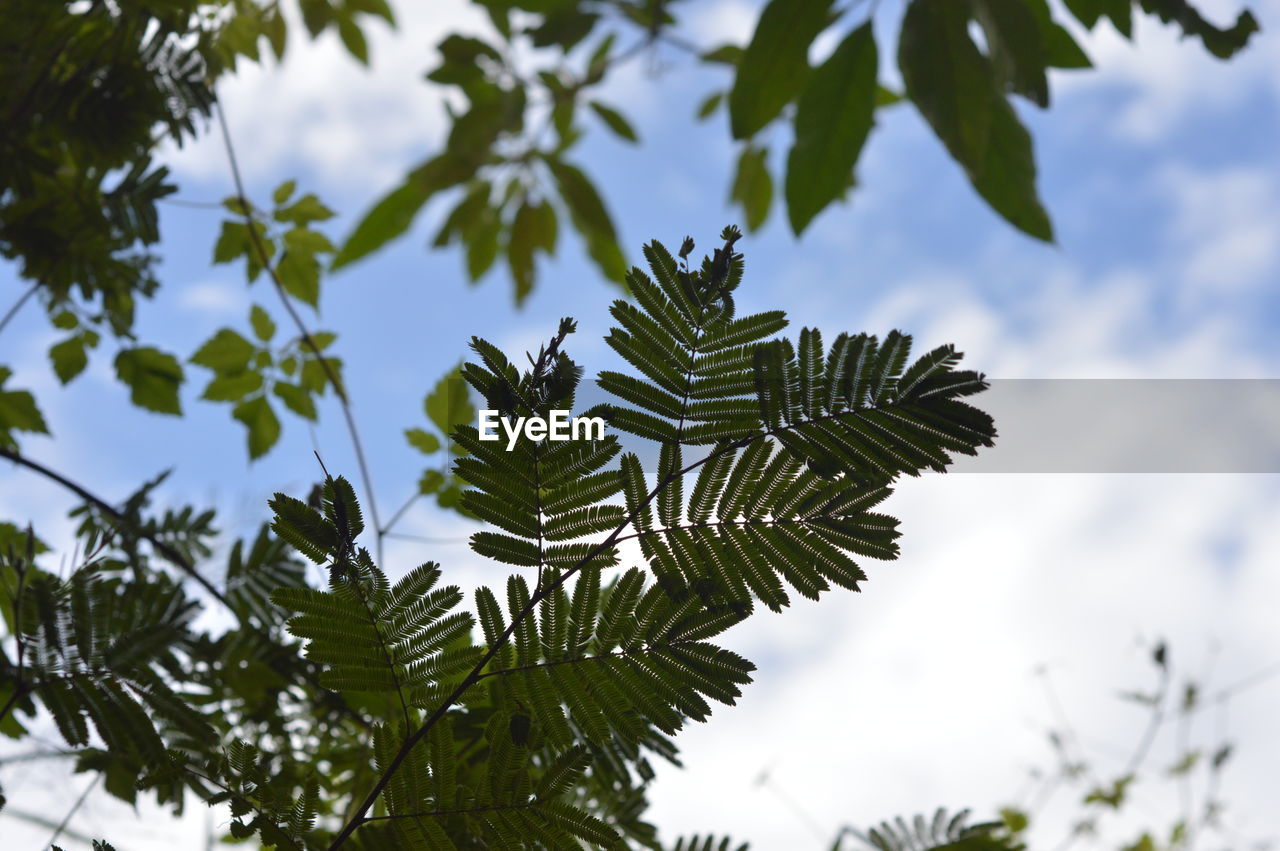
[3, 0, 1280, 846]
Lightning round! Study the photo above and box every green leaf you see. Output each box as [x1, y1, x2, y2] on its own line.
[898, 0, 1053, 241]
[115, 347, 184, 415]
[273, 382, 317, 420]
[701, 44, 744, 66]
[1139, 0, 1258, 59]
[507, 201, 538, 304]
[213, 221, 250, 264]
[533, 199, 558, 255]
[972, 0, 1051, 107]
[233, 396, 281, 459]
[0, 378, 49, 443]
[249, 305, 276, 342]
[1084, 774, 1134, 808]
[731, 146, 773, 232]
[283, 227, 336, 255]
[728, 0, 834, 139]
[202, 370, 263, 402]
[785, 23, 878, 234]
[588, 101, 638, 143]
[696, 91, 724, 121]
[191, 329, 255, 373]
[273, 180, 297, 205]
[425, 368, 471, 436]
[337, 16, 369, 64]
[0, 521, 49, 557]
[548, 160, 625, 283]
[222, 197, 251, 216]
[333, 154, 476, 270]
[50, 335, 89, 384]
[530, 10, 598, 50]
[405, 427, 442, 454]
[277, 250, 321, 306]
[465, 209, 502, 282]
[274, 193, 335, 225]
[446, 85, 525, 153]
[419, 469, 444, 495]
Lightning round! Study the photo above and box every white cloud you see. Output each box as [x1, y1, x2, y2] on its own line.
[161, 0, 488, 192]
[1061, 0, 1280, 143]
[648, 474, 1280, 847]
[1159, 164, 1280, 294]
[177, 278, 246, 314]
[686, 0, 759, 47]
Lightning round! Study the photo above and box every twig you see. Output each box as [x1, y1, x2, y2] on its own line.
[0, 806, 97, 846]
[213, 102, 385, 563]
[0, 283, 39, 338]
[753, 768, 830, 844]
[378, 491, 421, 537]
[46, 772, 100, 849]
[0, 445, 230, 607]
[1123, 661, 1170, 778]
[382, 531, 468, 544]
[0, 444, 373, 730]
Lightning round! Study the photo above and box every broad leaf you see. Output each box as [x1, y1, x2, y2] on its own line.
[898, 0, 1053, 241]
[729, 0, 834, 139]
[115, 347, 184, 415]
[785, 23, 878, 234]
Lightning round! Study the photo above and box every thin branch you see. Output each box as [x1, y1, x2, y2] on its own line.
[0, 444, 373, 730]
[0, 806, 97, 846]
[382, 531, 469, 544]
[1123, 662, 1171, 778]
[0, 445, 231, 608]
[474, 643, 658, 680]
[0, 283, 39, 338]
[379, 490, 421, 537]
[615, 515, 810, 544]
[361, 800, 538, 822]
[213, 102, 385, 562]
[46, 772, 100, 849]
[754, 769, 830, 845]
[0, 747, 76, 765]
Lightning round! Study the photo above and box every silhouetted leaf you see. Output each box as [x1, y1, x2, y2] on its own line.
[731, 145, 773, 232]
[898, 0, 1053, 241]
[785, 23, 877, 234]
[115, 347, 183, 415]
[234, 395, 281, 458]
[729, 0, 834, 139]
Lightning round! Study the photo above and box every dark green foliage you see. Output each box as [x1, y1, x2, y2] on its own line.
[3, 568, 215, 788]
[670, 836, 750, 851]
[0, 367, 49, 448]
[223, 230, 993, 847]
[3, 230, 998, 847]
[840, 808, 1023, 851]
[0, 0, 214, 348]
[331, 0, 1256, 296]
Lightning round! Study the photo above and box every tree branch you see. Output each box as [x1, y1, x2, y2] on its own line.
[0, 445, 230, 607]
[0, 283, 38, 338]
[214, 102, 385, 563]
[0, 444, 373, 731]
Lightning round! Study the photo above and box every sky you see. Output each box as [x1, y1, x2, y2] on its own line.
[3, 0, 1280, 847]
